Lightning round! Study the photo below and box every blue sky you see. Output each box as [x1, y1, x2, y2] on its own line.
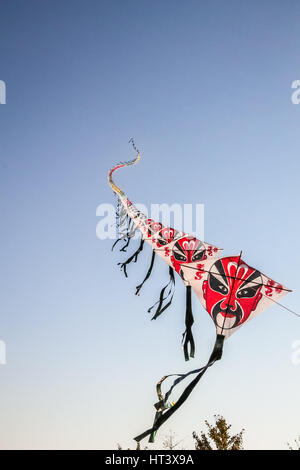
[0, 0, 299, 449]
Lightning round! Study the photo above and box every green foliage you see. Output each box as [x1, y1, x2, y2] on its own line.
[287, 436, 300, 450]
[192, 414, 245, 450]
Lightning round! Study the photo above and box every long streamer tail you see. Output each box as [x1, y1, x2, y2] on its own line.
[134, 334, 225, 443]
[108, 138, 141, 197]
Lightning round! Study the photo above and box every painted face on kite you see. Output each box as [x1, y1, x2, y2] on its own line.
[171, 236, 206, 277]
[146, 219, 164, 238]
[202, 256, 263, 330]
[156, 227, 180, 247]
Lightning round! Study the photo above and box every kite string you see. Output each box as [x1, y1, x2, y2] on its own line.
[261, 292, 300, 317]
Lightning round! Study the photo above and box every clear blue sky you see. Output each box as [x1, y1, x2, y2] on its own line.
[0, 0, 299, 450]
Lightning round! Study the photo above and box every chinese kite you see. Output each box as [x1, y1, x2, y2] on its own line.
[107, 140, 292, 443]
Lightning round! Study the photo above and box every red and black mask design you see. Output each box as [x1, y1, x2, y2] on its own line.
[146, 219, 164, 238]
[171, 236, 206, 278]
[202, 256, 263, 330]
[156, 227, 180, 248]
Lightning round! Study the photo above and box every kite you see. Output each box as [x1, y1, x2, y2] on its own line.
[107, 140, 293, 443]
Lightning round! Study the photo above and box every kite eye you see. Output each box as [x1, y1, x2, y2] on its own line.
[192, 250, 205, 262]
[209, 274, 228, 295]
[237, 286, 260, 298]
[173, 250, 187, 262]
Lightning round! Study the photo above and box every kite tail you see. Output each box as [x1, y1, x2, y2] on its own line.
[112, 204, 137, 253]
[107, 138, 141, 198]
[146, 265, 175, 318]
[118, 238, 145, 277]
[182, 285, 195, 361]
[134, 334, 225, 444]
[135, 250, 156, 295]
[108, 139, 141, 252]
[108, 140, 177, 318]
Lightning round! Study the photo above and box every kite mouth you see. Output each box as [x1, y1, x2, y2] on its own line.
[211, 301, 243, 329]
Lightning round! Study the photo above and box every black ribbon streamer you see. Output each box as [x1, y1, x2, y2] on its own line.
[111, 233, 128, 252]
[119, 219, 137, 252]
[135, 250, 156, 295]
[182, 285, 195, 361]
[118, 238, 145, 277]
[147, 267, 175, 320]
[134, 334, 225, 443]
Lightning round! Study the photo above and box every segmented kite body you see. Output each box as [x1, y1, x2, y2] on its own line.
[107, 142, 291, 443]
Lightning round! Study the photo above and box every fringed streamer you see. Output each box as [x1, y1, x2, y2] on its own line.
[118, 238, 145, 277]
[112, 231, 132, 252]
[182, 285, 195, 361]
[119, 210, 128, 226]
[119, 219, 134, 252]
[135, 251, 156, 295]
[112, 212, 137, 253]
[111, 236, 127, 252]
[134, 334, 225, 443]
[111, 202, 129, 251]
[147, 267, 175, 320]
[117, 200, 127, 225]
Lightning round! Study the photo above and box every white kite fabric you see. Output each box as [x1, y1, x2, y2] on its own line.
[107, 142, 292, 443]
[186, 255, 289, 339]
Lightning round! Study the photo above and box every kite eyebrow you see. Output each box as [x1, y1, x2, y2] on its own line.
[213, 260, 229, 286]
[239, 271, 262, 290]
[209, 272, 229, 292]
[174, 242, 186, 256]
